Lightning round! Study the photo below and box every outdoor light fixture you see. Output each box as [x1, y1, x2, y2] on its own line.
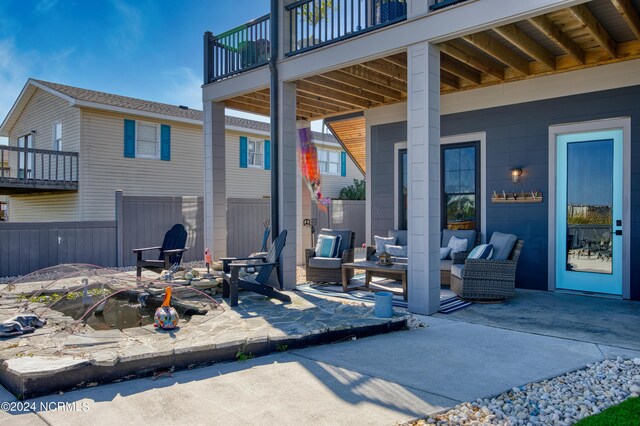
[511, 168, 522, 183]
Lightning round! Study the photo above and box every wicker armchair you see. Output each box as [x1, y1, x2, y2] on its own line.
[305, 229, 355, 283]
[450, 240, 524, 301]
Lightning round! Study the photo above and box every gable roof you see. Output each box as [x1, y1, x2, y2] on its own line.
[0, 79, 338, 145]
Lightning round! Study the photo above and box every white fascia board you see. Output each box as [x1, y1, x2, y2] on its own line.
[278, 0, 587, 82]
[202, 67, 270, 103]
[73, 101, 203, 126]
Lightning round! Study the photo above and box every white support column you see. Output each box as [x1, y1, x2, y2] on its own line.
[407, 42, 441, 315]
[203, 101, 227, 260]
[278, 81, 298, 289]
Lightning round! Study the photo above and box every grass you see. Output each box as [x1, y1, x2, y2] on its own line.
[576, 397, 640, 426]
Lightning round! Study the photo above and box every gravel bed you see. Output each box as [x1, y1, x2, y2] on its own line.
[413, 357, 640, 426]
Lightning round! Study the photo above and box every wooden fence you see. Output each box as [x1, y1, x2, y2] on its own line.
[312, 200, 366, 247]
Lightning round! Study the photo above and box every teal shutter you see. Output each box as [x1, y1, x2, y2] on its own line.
[160, 124, 171, 161]
[239, 136, 248, 168]
[124, 119, 135, 158]
[340, 151, 347, 176]
[264, 140, 271, 170]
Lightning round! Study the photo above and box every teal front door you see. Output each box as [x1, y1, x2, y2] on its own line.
[556, 130, 623, 295]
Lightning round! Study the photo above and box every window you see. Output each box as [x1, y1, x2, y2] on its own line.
[136, 122, 159, 158]
[248, 138, 264, 167]
[318, 148, 340, 174]
[398, 148, 408, 230]
[17, 134, 33, 179]
[53, 121, 62, 151]
[442, 143, 479, 231]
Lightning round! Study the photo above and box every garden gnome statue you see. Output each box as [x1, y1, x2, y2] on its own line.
[154, 287, 179, 330]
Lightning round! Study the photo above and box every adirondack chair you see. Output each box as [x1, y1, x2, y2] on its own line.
[221, 230, 290, 307]
[133, 224, 189, 277]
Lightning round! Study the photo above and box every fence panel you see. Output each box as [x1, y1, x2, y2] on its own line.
[226, 198, 271, 257]
[311, 200, 366, 247]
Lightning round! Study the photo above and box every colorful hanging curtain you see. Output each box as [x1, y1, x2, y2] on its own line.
[297, 126, 330, 211]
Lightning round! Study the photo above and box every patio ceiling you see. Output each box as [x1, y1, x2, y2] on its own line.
[223, 0, 640, 173]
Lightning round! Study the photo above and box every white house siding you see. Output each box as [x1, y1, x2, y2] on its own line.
[225, 131, 363, 199]
[7, 88, 81, 222]
[80, 109, 203, 221]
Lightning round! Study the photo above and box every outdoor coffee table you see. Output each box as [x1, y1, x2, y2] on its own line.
[341, 261, 408, 301]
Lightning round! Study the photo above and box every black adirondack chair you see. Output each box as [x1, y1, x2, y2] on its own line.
[133, 224, 189, 277]
[221, 230, 290, 307]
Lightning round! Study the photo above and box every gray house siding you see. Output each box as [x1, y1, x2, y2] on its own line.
[370, 86, 640, 299]
[370, 121, 406, 239]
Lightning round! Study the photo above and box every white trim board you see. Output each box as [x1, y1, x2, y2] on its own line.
[547, 117, 631, 299]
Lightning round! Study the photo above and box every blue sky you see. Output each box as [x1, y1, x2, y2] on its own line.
[0, 0, 274, 144]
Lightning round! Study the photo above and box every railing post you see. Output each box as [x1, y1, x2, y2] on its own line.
[115, 190, 124, 267]
[1, 147, 4, 178]
[203, 31, 212, 84]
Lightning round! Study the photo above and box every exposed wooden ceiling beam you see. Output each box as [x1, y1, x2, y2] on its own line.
[238, 95, 270, 109]
[440, 53, 482, 84]
[341, 65, 407, 93]
[463, 32, 531, 75]
[611, 0, 640, 40]
[381, 54, 407, 69]
[440, 69, 460, 89]
[302, 75, 386, 103]
[296, 97, 343, 114]
[296, 91, 359, 112]
[568, 4, 617, 58]
[296, 80, 373, 109]
[494, 23, 556, 70]
[321, 70, 404, 100]
[225, 100, 269, 116]
[440, 40, 505, 81]
[528, 15, 585, 64]
[359, 59, 407, 81]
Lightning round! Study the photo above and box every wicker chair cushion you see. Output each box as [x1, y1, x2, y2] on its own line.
[447, 236, 468, 256]
[442, 229, 476, 252]
[440, 247, 451, 260]
[319, 229, 352, 256]
[450, 264, 464, 279]
[385, 244, 407, 257]
[308, 257, 343, 269]
[489, 232, 518, 260]
[388, 230, 408, 246]
[440, 259, 453, 271]
[374, 235, 396, 253]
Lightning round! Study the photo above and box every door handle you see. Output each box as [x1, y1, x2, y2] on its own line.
[615, 230, 622, 236]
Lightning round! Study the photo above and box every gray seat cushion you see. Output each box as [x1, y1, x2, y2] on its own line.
[319, 228, 352, 256]
[388, 230, 408, 246]
[440, 259, 453, 271]
[450, 263, 464, 279]
[489, 232, 518, 260]
[442, 229, 476, 252]
[308, 257, 343, 269]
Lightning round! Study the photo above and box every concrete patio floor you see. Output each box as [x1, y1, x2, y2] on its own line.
[2, 295, 639, 426]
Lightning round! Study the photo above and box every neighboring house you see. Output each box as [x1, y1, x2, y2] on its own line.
[202, 0, 640, 313]
[0, 79, 361, 222]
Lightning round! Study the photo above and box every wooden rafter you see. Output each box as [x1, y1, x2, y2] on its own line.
[440, 53, 482, 84]
[321, 70, 404, 100]
[296, 91, 359, 112]
[301, 75, 386, 103]
[296, 80, 372, 109]
[440, 40, 505, 80]
[528, 15, 585, 64]
[494, 23, 556, 70]
[463, 32, 531, 75]
[225, 100, 269, 116]
[359, 58, 407, 81]
[611, 0, 640, 40]
[381, 54, 407, 69]
[568, 4, 617, 58]
[440, 69, 460, 89]
[341, 65, 407, 93]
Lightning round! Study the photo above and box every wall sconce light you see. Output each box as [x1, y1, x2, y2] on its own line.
[511, 168, 522, 183]
[30, 130, 37, 134]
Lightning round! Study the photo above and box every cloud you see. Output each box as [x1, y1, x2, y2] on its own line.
[107, 0, 144, 54]
[159, 67, 203, 110]
[35, 0, 60, 13]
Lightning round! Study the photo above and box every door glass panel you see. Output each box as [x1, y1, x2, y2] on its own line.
[398, 149, 407, 230]
[566, 140, 613, 274]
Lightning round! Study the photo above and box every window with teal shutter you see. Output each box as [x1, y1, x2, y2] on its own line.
[239, 136, 248, 168]
[264, 140, 271, 170]
[340, 151, 347, 176]
[160, 124, 171, 161]
[124, 119, 135, 158]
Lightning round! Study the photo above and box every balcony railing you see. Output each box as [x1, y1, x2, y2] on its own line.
[286, 0, 407, 56]
[205, 14, 271, 83]
[429, 0, 468, 11]
[0, 145, 78, 194]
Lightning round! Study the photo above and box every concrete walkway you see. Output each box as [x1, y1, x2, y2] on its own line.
[3, 314, 639, 426]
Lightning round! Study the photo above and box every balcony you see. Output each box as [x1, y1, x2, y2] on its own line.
[0, 145, 78, 195]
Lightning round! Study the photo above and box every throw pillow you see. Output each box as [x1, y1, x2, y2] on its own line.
[468, 244, 493, 260]
[374, 235, 396, 253]
[439, 247, 451, 260]
[332, 235, 343, 258]
[447, 236, 468, 258]
[315, 235, 339, 258]
[385, 244, 407, 258]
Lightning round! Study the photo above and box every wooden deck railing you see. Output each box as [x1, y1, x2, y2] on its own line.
[0, 145, 78, 186]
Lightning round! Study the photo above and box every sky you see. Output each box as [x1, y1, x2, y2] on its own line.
[0, 0, 322, 145]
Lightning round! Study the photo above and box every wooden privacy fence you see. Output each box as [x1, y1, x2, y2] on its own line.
[311, 200, 366, 247]
[0, 221, 116, 277]
[226, 198, 271, 257]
